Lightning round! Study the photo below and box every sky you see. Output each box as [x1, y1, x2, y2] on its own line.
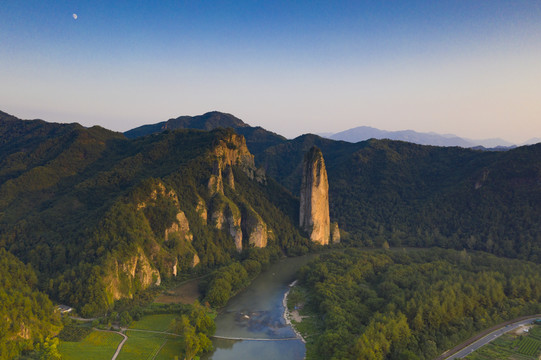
[1, 1, 540, 143]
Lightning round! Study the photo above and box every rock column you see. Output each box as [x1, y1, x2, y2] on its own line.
[299, 146, 330, 245]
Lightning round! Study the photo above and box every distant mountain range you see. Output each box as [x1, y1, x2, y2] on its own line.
[322, 126, 540, 149]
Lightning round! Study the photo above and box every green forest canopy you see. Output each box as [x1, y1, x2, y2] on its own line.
[297, 248, 541, 360]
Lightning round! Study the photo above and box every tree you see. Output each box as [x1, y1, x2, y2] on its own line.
[174, 315, 212, 360]
[205, 278, 232, 307]
[35, 337, 62, 360]
[188, 301, 215, 336]
[172, 303, 215, 360]
[119, 311, 133, 327]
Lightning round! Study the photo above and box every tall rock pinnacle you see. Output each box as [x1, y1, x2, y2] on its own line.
[299, 146, 330, 245]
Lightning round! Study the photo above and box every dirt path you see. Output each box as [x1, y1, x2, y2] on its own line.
[69, 316, 98, 322]
[92, 328, 128, 360]
[111, 332, 128, 360]
[93, 328, 182, 360]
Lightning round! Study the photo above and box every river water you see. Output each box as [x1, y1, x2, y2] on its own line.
[201, 255, 317, 360]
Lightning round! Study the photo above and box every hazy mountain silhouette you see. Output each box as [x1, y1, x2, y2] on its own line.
[324, 125, 517, 148]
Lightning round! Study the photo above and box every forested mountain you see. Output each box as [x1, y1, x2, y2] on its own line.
[126, 112, 541, 262]
[257, 135, 541, 261]
[124, 111, 287, 155]
[124, 111, 250, 138]
[2, 109, 540, 357]
[0, 248, 62, 359]
[0, 112, 308, 319]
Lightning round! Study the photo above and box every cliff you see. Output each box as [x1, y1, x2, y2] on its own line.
[208, 132, 257, 195]
[138, 181, 194, 243]
[243, 207, 268, 248]
[0, 118, 307, 315]
[210, 194, 243, 251]
[206, 132, 269, 251]
[104, 247, 161, 303]
[300, 147, 330, 245]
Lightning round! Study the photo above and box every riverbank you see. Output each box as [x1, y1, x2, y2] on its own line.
[283, 280, 306, 343]
[205, 255, 314, 359]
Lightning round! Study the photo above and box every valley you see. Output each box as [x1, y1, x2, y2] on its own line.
[3, 2, 540, 359]
[0, 110, 540, 359]
[55, 254, 314, 360]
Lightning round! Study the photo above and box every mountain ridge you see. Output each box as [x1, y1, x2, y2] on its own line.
[124, 111, 249, 139]
[0, 112, 309, 319]
[324, 125, 520, 148]
[1, 109, 541, 356]
[124, 111, 287, 157]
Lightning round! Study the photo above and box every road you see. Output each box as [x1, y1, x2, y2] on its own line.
[440, 315, 540, 359]
[92, 328, 128, 360]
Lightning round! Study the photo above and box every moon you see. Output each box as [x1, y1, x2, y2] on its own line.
[73, 13, 78, 20]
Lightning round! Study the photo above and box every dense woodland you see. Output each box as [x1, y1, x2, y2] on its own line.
[1, 111, 541, 358]
[257, 135, 541, 262]
[0, 112, 312, 357]
[125, 111, 541, 262]
[0, 249, 62, 359]
[297, 248, 541, 360]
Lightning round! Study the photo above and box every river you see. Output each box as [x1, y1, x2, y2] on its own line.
[201, 254, 317, 360]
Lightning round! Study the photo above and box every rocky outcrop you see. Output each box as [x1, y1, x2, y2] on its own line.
[228, 212, 243, 252]
[172, 259, 178, 277]
[208, 161, 224, 195]
[211, 196, 243, 251]
[210, 133, 255, 171]
[165, 210, 193, 242]
[172, 252, 199, 276]
[192, 253, 200, 267]
[224, 165, 235, 189]
[211, 207, 225, 230]
[17, 324, 31, 340]
[300, 147, 330, 245]
[196, 197, 208, 224]
[331, 222, 340, 244]
[475, 169, 490, 190]
[206, 134, 267, 252]
[207, 133, 260, 196]
[244, 210, 268, 248]
[104, 248, 161, 302]
[137, 180, 195, 244]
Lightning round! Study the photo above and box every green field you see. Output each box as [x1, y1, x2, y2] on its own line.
[117, 331, 182, 360]
[466, 325, 541, 360]
[59, 313, 184, 360]
[129, 314, 177, 332]
[58, 330, 123, 360]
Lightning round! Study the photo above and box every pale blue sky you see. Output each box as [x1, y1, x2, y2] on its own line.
[1, 1, 540, 142]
